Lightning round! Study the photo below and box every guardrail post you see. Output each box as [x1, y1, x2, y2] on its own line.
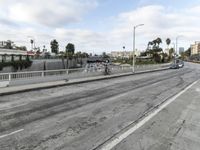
[8, 73, 11, 81]
[42, 71, 44, 77]
[66, 69, 69, 75]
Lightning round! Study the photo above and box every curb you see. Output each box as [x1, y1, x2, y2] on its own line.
[0, 67, 169, 96]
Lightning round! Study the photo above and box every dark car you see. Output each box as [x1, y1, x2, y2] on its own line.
[170, 59, 184, 69]
[177, 60, 184, 68]
[170, 63, 179, 69]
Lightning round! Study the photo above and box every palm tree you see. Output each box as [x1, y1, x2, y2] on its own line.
[147, 41, 153, 49]
[166, 38, 171, 60]
[169, 48, 174, 60]
[166, 38, 171, 48]
[152, 39, 157, 47]
[50, 39, 59, 54]
[156, 37, 162, 46]
[30, 39, 34, 50]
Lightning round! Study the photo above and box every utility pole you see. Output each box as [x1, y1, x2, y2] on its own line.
[132, 24, 144, 73]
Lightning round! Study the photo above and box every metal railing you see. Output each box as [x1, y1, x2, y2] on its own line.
[0, 64, 169, 82]
[0, 69, 69, 81]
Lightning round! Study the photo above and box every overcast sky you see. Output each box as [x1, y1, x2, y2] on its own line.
[0, 0, 200, 54]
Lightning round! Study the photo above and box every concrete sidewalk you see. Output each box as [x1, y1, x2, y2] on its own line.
[111, 79, 200, 150]
[0, 67, 169, 96]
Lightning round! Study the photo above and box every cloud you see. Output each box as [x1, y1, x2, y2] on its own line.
[0, 18, 19, 27]
[1, 3, 200, 54]
[53, 28, 110, 53]
[0, 0, 98, 27]
[109, 5, 200, 50]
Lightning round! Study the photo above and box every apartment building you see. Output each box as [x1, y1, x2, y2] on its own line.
[191, 41, 200, 55]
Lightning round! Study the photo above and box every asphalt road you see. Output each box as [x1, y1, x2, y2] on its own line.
[0, 62, 200, 150]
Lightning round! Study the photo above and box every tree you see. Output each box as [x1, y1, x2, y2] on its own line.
[17, 46, 27, 51]
[166, 38, 171, 48]
[169, 48, 174, 60]
[82, 52, 89, 58]
[65, 43, 75, 54]
[74, 51, 82, 58]
[154, 53, 161, 63]
[179, 47, 191, 60]
[50, 39, 59, 54]
[185, 47, 191, 57]
[156, 37, 162, 47]
[180, 52, 185, 60]
[152, 39, 158, 48]
[102, 52, 110, 58]
[5, 40, 13, 49]
[43, 45, 47, 52]
[147, 41, 153, 50]
[146, 38, 163, 63]
[140, 51, 147, 56]
[30, 39, 34, 50]
[149, 37, 162, 50]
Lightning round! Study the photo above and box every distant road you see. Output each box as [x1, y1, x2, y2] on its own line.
[0, 62, 200, 150]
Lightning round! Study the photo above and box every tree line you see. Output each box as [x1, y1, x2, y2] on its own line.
[50, 39, 89, 58]
[142, 37, 174, 63]
[50, 39, 75, 55]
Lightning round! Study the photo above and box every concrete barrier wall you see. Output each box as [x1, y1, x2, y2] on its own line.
[0, 58, 88, 73]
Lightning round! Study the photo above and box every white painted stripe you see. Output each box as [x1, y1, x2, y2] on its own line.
[100, 80, 199, 150]
[0, 129, 24, 139]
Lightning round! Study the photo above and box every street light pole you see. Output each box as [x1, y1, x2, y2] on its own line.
[172, 42, 176, 63]
[176, 37, 178, 56]
[132, 24, 144, 73]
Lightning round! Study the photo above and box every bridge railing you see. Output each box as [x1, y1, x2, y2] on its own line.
[0, 63, 169, 82]
[0, 69, 68, 81]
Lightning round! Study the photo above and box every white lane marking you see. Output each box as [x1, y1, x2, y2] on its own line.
[0, 129, 24, 139]
[0, 103, 27, 111]
[100, 80, 199, 150]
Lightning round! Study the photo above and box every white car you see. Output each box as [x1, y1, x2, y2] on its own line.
[177, 60, 184, 68]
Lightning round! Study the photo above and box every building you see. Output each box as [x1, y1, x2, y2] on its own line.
[0, 41, 29, 62]
[191, 41, 200, 55]
[0, 48, 28, 62]
[110, 50, 140, 58]
[110, 51, 131, 58]
[179, 47, 184, 54]
[135, 50, 141, 57]
[0, 41, 8, 48]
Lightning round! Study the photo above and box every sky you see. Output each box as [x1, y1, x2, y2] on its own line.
[0, 0, 200, 54]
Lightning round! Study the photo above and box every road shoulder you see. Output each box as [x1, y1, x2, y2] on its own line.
[112, 79, 200, 150]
